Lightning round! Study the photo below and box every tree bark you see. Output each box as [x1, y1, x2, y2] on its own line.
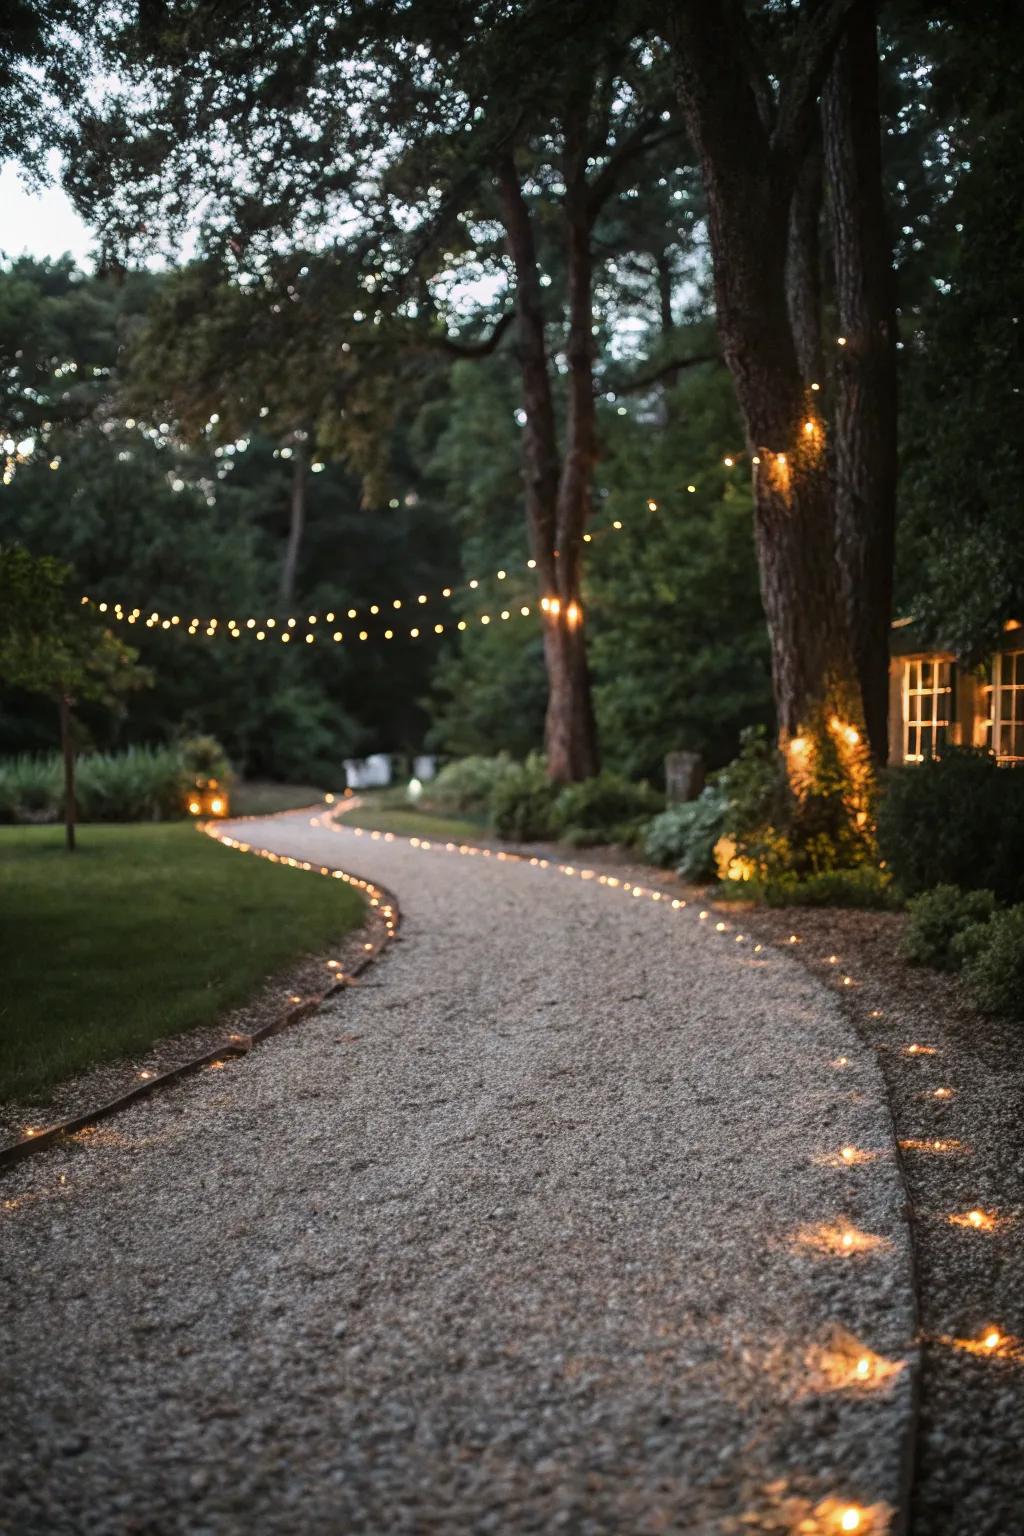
[666, 3, 866, 755]
[786, 144, 824, 385]
[280, 440, 307, 607]
[497, 153, 599, 782]
[59, 692, 76, 853]
[822, 0, 898, 764]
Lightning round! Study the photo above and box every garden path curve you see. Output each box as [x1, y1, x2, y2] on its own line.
[0, 808, 917, 1536]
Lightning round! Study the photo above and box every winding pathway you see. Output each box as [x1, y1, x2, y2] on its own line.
[0, 809, 916, 1535]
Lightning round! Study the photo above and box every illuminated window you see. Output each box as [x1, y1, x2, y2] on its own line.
[986, 651, 1024, 763]
[902, 657, 951, 762]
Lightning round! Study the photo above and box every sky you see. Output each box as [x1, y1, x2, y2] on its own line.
[0, 158, 97, 268]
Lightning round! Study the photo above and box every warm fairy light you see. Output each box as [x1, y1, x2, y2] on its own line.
[789, 735, 808, 755]
[828, 954, 839, 965]
[188, 800, 201, 815]
[804, 419, 815, 435]
[818, 1144, 881, 1169]
[899, 1137, 968, 1155]
[842, 975, 854, 986]
[788, 934, 800, 944]
[837, 336, 847, 346]
[793, 1222, 890, 1256]
[811, 381, 821, 391]
[932, 1087, 954, 1099]
[647, 499, 657, 510]
[210, 798, 224, 814]
[138, 1069, 154, 1080]
[949, 1208, 996, 1231]
[723, 456, 734, 467]
[832, 1056, 849, 1068]
[905, 1043, 937, 1056]
[983, 1328, 1002, 1350]
[565, 600, 581, 627]
[840, 1510, 861, 1532]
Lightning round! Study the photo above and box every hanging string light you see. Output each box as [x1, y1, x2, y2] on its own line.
[74, 455, 754, 637]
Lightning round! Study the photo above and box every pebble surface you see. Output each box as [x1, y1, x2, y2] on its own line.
[0, 811, 917, 1535]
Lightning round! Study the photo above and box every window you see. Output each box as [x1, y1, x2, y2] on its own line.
[986, 651, 1024, 763]
[902, 657, 952, 762]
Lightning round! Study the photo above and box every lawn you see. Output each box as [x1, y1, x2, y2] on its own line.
[0, 822, 365, 1104]
[230, 780, 335, 816]
[338, 786, 487, 842]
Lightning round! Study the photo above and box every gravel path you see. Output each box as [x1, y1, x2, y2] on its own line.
[1, 811, 917, 1536]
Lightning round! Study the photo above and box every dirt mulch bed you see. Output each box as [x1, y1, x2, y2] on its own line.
[697, 899, 1024, 1536]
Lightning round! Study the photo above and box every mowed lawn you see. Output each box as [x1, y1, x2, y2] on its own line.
[0, 822, 365, 1104]
[339, 787, 486, 842]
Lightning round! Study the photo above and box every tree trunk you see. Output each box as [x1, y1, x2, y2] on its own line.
[667, 3, 866, 759]
[59, 692, 76, 853]
[822, 0, 898, 764]
[786, 144, 824, 384]
[280, 442, 307, 607]
[497, 154, 599, 782]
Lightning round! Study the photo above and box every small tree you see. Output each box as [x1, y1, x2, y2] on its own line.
[0, 546, 149, 850]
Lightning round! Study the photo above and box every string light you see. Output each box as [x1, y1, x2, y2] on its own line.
[77, 460, 766, 638]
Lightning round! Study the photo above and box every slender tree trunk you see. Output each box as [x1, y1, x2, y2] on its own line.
[823, 0, 898, 764]
[497, 154, 599, 782]
[59, 693, 76, 853]
[280, 442, 307, 607]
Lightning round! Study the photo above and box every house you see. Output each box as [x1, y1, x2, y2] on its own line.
[888, 619, 1024, 766]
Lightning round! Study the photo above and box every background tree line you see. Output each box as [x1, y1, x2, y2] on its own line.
[0, 0, 1020, 790]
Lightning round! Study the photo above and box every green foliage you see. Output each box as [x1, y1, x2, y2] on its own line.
[720, 866, 897, 909]
[958, 906, 1024, 1019]
[489, 755, 560, 842]
[75, 747, 192, 823]
[429, 753, 516, 817]
[895, 16, 1024, 659]
[0, 745, 197, 824]
[179, 734, 232, 783]
[552, 772, 662, 847]
[878, 751, 1024, 903]
[0, 755, 62, 823]
[0, 544, 147, 707]
[902, 884, 998, 969]
[588, 369, 773, 779]
[643, 790, 727, 880]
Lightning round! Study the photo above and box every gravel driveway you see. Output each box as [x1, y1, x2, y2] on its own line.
[0, 810, 917, 1536]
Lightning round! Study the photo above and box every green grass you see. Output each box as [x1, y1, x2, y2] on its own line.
[338, 786, 487, 842]
[231, 780, 335, 817]
[0, 823, 365, 1105]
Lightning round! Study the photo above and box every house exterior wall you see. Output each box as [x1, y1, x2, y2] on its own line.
[887, 629, 1024, 766]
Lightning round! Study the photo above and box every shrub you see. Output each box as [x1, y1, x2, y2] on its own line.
[902, 884, 998, 969]
[489, 755, 560, 841]
[959, 905, 1024, 1018]
[724, 866, 899, 909]
[643, 786, 728, 881]
[0, 744, 204, 823]
[429, 753, 515, 817]
[552, 771, 662, 846]
[75, 746, 193, 822]
[179, 734, 232, 784]
[877, 749, 1024, 903]
[0, 755, 62, 823]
